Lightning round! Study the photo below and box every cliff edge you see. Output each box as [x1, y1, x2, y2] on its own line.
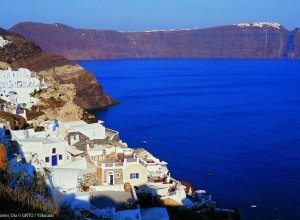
[10, 22, 300, 60]
[0, 27, 117, 121]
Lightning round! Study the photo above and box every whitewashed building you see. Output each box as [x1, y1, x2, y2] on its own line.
[0, 67, 46, 106]
[11, 129, 68, 167]
[48, 167, 84, 193]
[88, 146, 148, 188]
[60, 120, 106, 144]
[0, 36, 10, 47]
[134, 149, 169, 180]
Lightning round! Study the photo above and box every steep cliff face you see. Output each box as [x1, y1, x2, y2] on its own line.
[0, 27, 116, 118]
[10, 22, 299, 60]
[288, 28, 300, 58]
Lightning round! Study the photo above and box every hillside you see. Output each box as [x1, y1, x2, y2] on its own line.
[0, 27, 116, 121]
[10, 22, 300, 60]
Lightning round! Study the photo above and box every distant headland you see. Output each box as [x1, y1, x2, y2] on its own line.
[10, 22, 300, 60]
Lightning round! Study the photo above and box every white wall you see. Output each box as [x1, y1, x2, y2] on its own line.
[80, 124, 106, 140]
[0, 36, 10, 47]
[0, 67, 41, 105]
[43, 142, 67, 167]
[19, 139, 67, 167]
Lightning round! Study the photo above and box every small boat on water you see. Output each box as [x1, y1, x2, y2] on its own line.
[142, 140, 147, 144]
[196, 190, 207, 194]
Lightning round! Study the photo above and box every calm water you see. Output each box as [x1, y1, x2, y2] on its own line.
[77, 59, 300, 220]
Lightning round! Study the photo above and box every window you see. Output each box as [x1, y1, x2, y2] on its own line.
[45, 157, 49, 163]
[52, 148, 56, 154]
[59, 155, 63, 160]
[73, 135, 80, 141]
[130, 173, 139, 179]
[116, 173, 120, 178]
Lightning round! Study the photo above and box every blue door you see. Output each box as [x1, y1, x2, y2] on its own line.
[52, 155, 57, 166]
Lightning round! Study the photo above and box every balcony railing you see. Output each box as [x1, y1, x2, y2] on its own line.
[125, 158, 137, 163]
[115, 163, 123, 167]
[139, 159, 147, 167]
[98, 158, 141, 168]
[105, 163, 114, 167]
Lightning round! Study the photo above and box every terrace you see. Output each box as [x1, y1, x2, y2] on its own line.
[96, 153, 140, 168]
[105, 128, 120, 143]
[88, 147, 139, 168]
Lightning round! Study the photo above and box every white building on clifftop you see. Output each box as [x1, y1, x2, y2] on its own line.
[0, 67, 47, 106]
[0, 36, 10, 47]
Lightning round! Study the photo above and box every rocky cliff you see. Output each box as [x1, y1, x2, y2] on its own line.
[0, 27, 116, 121]
[10, 22, 300, 60]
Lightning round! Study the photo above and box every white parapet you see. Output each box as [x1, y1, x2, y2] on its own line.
[235, 22, 281, 29]
[0, 36, 10, 47]
[0, 67, 46, 106]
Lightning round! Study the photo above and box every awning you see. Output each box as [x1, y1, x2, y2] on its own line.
[159, 161, 168, 165]
[66, 146, 84, 156]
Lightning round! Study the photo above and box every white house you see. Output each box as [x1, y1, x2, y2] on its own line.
[0, 67, 47, 106]
[11, 129, 68, 167]
[60, 120, 106, 144]
[134, 149, 169, 179]
[0, 36, 10, 47]
[87, 146, 148, 188]
[48, 167, 84, 193]
[41, 120, 107, 145]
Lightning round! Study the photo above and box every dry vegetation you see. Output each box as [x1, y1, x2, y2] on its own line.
[0, 183, 59, 215]
[0, 169, 59, 215]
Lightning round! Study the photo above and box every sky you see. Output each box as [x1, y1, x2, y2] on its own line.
[1, 0, 299, 31]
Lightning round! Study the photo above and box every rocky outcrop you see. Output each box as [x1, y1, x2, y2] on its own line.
[10, 22, 300, 60]
[0, 27, 117, 119]
[29, 81, 84, 122]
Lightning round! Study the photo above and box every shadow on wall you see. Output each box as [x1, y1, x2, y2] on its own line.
[0, 124, 240, 220]
[0, 125, 139, 219]
[0, 126, 74, 218]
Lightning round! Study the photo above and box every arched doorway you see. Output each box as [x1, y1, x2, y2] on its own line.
[107, 171, 114, 185]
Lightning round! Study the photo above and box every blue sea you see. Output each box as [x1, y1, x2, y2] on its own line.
[77, 59, 300, 220]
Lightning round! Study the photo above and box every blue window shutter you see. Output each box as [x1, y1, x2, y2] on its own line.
[136, 173, 139, 179]
[45, 157, 49, 163]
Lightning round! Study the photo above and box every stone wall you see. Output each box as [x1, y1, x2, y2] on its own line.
[67, 131, 110, 150]
[74, 140, 88, 152]
[96, 167, 102, 185]
[90, 137, 110, 146]
[111, 133, 119, 143]
[105, 128, 120, 143]
[123, 163, 148, 187]
[67, 131, 89, 145]
[103, 168, 124, 185]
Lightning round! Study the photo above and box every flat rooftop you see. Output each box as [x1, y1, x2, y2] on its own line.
[90, 191, 133, 209]
[18, 137, 65, 144]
